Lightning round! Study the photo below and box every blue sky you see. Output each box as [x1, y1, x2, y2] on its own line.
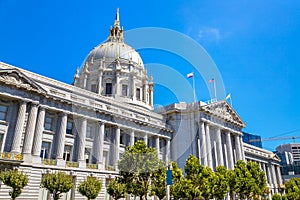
[0, 0, 299, 151]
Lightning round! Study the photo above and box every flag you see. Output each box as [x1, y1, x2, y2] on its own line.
[187, 72, 194, 78]
[226, 93, 231, 100]
[209, 78, 215, 83]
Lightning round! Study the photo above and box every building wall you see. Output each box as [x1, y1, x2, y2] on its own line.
[0, 62, 172, 199]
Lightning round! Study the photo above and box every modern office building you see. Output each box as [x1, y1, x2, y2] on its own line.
[242, 131, 262, 148]
[0, 9, 282, 199]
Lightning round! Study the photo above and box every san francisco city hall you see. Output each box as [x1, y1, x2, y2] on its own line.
[0, 9, 282, 199]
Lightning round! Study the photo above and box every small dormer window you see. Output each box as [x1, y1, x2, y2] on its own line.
[122, 85, 128, 96]
[136, 88, 141, 100]
[91, 84, 97, 93]
[106, 83, 112, 95]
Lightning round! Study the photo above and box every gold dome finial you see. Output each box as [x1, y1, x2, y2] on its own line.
[108, 8, 124, 42]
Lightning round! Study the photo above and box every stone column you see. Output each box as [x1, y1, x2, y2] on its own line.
[266, 164, 273, 185]
[156, 136, 160, 154]
[216, 128, 224, 166]
[144, 82, 148, 104]
[93, 122, 105, 168]
[130, 130, 135, 146]
[132, 78, 136, 100]
[11, 101, 27, 153]
[22, 103, 39, 156]
[99, 122, 105, 165]
[271, 164, 278, 192]
[276, 165, 283, 185]
[32, 107, 46, 157]
[115, 71, 120, 95]
[56, 113, 68, 160]
[77, 118, 87, 162]
[200, 122, 207, 166]
[115, 126, 120, 169]
[240, 136, 245, 161]
[143, 133, 148, 146]
[97, 71, 103, 94]
[205, 124, 213, 169]
[225, 131, 234, 169]
[166, 138, 170, 163]
[261, 162, 268, 182]
[149, 82, 154, 107]
[235, 134, 242, 161]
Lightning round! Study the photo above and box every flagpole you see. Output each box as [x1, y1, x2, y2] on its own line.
[213, 79, 217, 100]
[193, 73, 196, 102]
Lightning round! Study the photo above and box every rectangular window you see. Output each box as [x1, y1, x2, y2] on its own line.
[86, 124, 94, 139]
[44, 115, 53, 131]
[40, 141, 51, 159]
[0, 104, 8, 121]
[66, 121, 73, 134]
[122, 85, 128, 96]
[63, 145, 72, 161]
[106, 83, 112, 95]
[85, 148, 91, 164]
[104, 127, 111, 142]
[0, 134, 4, 151]
[91, 84, 97, 93]
[136, 88, 141, 100]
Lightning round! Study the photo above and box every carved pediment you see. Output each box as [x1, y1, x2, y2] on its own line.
[201, 100, 246, 127]
[0, 69, 47, 95]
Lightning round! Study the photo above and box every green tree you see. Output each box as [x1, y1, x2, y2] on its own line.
[172, 177, 195, 200]
[170, 161, 184, 199]
[0, 169, 28, 200]
[106, 178, 126, 200]
[151, 166, 166, 200]
[184, 155, 214, 200]
[78, 176, 102, 200]
[118, 140, 164, 200]
[211, 166, 230, 200]
[284, 177, 300, 200]
[272, 193, 283, 200]
[233, 160, 267, 199]
[41, 171, 74, 200]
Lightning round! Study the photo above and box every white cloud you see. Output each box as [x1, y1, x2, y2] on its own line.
[197, 27, 221, 42]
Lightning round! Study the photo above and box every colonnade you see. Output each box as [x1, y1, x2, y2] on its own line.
[198, 121, 244, 170]
[9, 100, 171, 168]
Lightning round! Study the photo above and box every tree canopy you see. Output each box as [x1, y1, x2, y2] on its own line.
[0, 169, 28, 200]
[233, 160, 267, 199]
[41, 171, 74, 200]
[117, 140, 165, 200]
[106, 178, 127, 200]
[284, 177, 300, 200]
[78, 176, 102, 200]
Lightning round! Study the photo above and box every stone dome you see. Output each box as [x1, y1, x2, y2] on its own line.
[84, 41, 144, 67]
[74, 8, 154, 110]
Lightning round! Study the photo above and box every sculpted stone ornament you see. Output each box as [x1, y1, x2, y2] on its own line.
[202, 101, 245, 127]
[0, 69, 47, 95]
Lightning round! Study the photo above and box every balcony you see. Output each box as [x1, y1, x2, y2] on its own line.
[0, 152, 23, 163]
[42, 159, 57, 166]
[66, 161, 79, 168]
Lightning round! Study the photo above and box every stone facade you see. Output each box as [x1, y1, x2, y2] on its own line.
[0, 9, 282, 200]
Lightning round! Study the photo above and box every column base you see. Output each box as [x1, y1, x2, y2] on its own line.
[78, 161, 86, 169]
[31, 155, 42, 164]
[22, 154, 33, 163]
[97, 163, 105, 170]
[56, 159, 66, 167]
